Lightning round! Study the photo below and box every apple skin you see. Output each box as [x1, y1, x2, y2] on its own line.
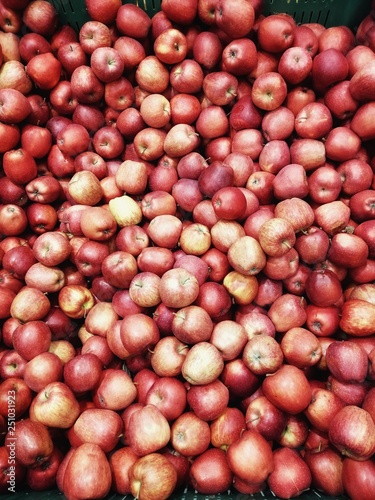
[280, 327, 322, 369]
[145, 376, 187, 422]
[187, 379, 229, 421]
[127, 404, 171, 457]
[215, 0, 255, 39]
[129, 452, 178, 500]
[22, 0, 58, 37]
[93, 368, 137, 412]
[328, 405, 375, 461]
[242, 335, 283, 376]
[62, 443, 112, 500]
[189, 447, 233, 495]
[251, 71, 288, 111]
[267, 447, 312, 498]
[227, 429, 274, 485]
[171, 411, 211, 457]
[245, 395, 287, 442]
[29, 381, 80, 429]
[73, 408, 123, 453]
[257, 13, 295, 53]
[312, 48, 349, 93]
[339, 299, 375, 337]
[109, 446, 139, 495]
[304, 446, 344, 496]
[26, 446, 64, 492]
[325, 340, 369, 384]
[342, 457, 375, 500]
[0, 377, 33, 421]
[12, 320, 52, 361]
[262, 364, 312, 415]
[8, 418, 54, 469]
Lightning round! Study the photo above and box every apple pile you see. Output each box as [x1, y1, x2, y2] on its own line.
[1, 0, 375, 498]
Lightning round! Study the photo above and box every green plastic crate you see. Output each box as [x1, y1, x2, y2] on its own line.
[1, 485, 349, 499]
[263, 0, 372, 30]
[48, 0, 162, 31]
[48, 0, 372, 31]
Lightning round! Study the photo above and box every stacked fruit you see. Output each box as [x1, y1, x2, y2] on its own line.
[0, 0, 375, 499]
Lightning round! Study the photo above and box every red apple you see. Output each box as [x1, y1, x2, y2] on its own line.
[29, 381, 80, 429]
[312, 48, 349, 93]
[9, 418, 53, 469]
[127, 404, 170, 456]
[62, 443, 111, 500]
[93, 368, 137, 412]
[262, 364, 312, 414]
[229, 94, 263, 131]
[26, 52, 61, 90]
[242, 334, 284, 376]
[26, 446, 64, 492]
[304, 446, 344, 496]
[73, 407, 123, 453]
[328, 405, 375, 460]
[23, 352, 63, 393]
[267, 292, 307, 332]
[267, 447, 312, 498]
[182, 341, 224, 386]
[227, 429, 273, 485]
[120, 313, 160, 357]
[342, 457, 375, 500]
[251, 71, 288, 111]
[304, 387, 346, 433]
[161, 0, 197, 25]
[187, 378, 229, 421]
[109, 446, 138, 495]
[210, 406, 246, 451]
[171, 410, 211, 457]
[257, 13, 294, 53]
[215, 0, 255, 39]
[245, 395, 287, 442]
[159, 267, 200, 309]
[145, 376, 187, 421]
[12, 320, 51, 361]
[22, 0, 58, 37]
[0, 376, 32, 421]
[129, 452, 177, 500]
[189, 447, 233, 495]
